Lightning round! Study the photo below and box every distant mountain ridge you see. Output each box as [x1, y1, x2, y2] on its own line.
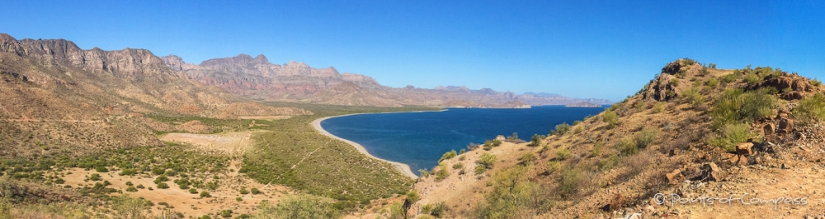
[162, 54, 611, 107]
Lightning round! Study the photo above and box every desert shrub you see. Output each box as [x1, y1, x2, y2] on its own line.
[406, 190, 421, 203]
[708, 123, 751, 152]
[200, 191, 211, 198]
[240, 187, 249, 194]
[251, 187, 262, 195]
[670, 78, 680, 87]
[418, 169, 431, 177]
[813, 79, 823, 87]
[156, 182, 169, 189]
[616, 138, 638, 156]
[477, 153, 497, 169]
[429, 202, 446, 217]
[546, 161, 561, 172]
[483, 139, 501, 151]
[475, 166, 534, 219]
[95, 166, 109, 172]
[597, 154, 621, 171]
[112, 195, 149, 219]
[529, 134, 543, 147]
[602, 109, 619, 128]
[459, 149, 466, 154]
[558, 168, 584, 197]
[89, 173, 101, 181]
[261, 196, 338, 219]
[721, 73, 738, 83]
[706, 78, 719, 88]
[452, 163, 464, 170]
[519, 152, 536, 166]
[151, 167, 166, 176]
[136, 184, 145, 189]
[221, 210, 233, 218]
[153, 175, 169, 184]
[710, 88, 777, 128]
[590, 141, 604, 157]
[507, 133, 519, 141]
[237, 197, 243, 202]
[681, 87, 705, 106]
[435, 164, 450, 181]
[744, 73, 761, 85]
[634, 127, 658, 149]
[475, 165, 487, 175]
[653, 102, 665, 113]
[552, 123, 571, 136]
[189, 188, 198, 194]
[794, 93, 825, 124]
[555, 148, 571, 160]
[438, 150, 457, 163]
[126, 186, 137, 192]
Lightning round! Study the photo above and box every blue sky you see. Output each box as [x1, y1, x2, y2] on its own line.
[2, 0, 824, 101]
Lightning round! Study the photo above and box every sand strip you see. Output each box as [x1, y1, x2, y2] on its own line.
[311, 115, 421, 179]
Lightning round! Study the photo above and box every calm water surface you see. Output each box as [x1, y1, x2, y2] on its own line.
[321, 106, 606, 175]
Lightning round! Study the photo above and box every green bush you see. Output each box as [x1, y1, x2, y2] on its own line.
[710, 88, 777, 128]
[597, 154, 621, 171]
[590, 141, 603, 157]
[794, 93, 825, 124]
[126, 186, 138, 192]
[431, 202, 446, 218]
[435, 164, 450, 181]
[653, 102, 665, 113]
[220, 210, 233, 218]
[240, 187, 249, 194]
[813, 79, 823, 87]
[89, 173, 101, 181]
[670, 78, 680, 87]
[744, 73, 761, 85]
[200, 191, 211, 198]
[634, 127, 658, 149]
[708, 123, 751, 152]
[616, 138, 638, 156]
[558, 168, 584, 197]
[555, 148, 571, 160]
[236, 197, 243, 202]
[602, 109, 619, 128]
[721, 73, 738, 83]
[418, 169, 431, 177]
[529, 134, 543, 147]
[189, 188, 198, 194]
[552, 123, 571, 136]
[706, 78, 719, 88]
[406, 190, 421, 203]
[156, 182, 169, 189]
[681, 87, 705, 106]
[546, 161, 561, 172]
[519, 152, 536, 166]
[438, 150, 457, 163]
[452, 162, 464, 170]
[251, 187, 262, 195]
[95, 166, 109, 172]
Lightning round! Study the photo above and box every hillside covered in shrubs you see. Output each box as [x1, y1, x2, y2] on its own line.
[407, 59, 825, 218]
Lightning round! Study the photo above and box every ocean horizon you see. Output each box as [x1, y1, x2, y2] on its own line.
[320, 105, 607, 174]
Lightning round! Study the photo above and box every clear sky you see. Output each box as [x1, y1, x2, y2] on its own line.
[2, 0, 824, 101]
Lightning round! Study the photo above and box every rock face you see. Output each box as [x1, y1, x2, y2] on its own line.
[757, 72, 821, 100]
[0, 33, 311, 157]
[163, 53, 612, 107]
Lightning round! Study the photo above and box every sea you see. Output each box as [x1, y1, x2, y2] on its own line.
[320, 105, 607, 175]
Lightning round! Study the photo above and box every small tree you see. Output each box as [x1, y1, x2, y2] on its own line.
[603, 109, 619, 128]
[529, 134, 543, 147]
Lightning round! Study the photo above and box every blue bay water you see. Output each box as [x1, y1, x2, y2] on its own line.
[320, 105, 606, 175]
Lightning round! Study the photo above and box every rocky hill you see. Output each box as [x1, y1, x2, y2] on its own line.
[406, 59, 825, 218]
[162, 54, 611, 107]
[0, 33, 310, 157]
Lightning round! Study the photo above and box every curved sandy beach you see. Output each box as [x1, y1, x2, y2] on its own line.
[311, 115, 419, 179]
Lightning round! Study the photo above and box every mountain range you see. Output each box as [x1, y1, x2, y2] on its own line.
[161, 53, 610, 107]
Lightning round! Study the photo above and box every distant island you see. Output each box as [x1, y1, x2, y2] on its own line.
[564, 102, 603, 108]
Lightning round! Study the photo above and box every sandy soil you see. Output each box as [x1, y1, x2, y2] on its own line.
[311, 116, 418, 179]
[61, 160, 292, 217]
[237, 116, 291, 120]
[159, 131, 263, 155]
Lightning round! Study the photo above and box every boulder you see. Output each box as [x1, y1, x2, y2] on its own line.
[666, 169, 684, 185]
[700, 163, 723, 181]
[736, 143, 754, 156]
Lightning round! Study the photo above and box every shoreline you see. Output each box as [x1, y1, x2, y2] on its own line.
[310, 112, 445, 179]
